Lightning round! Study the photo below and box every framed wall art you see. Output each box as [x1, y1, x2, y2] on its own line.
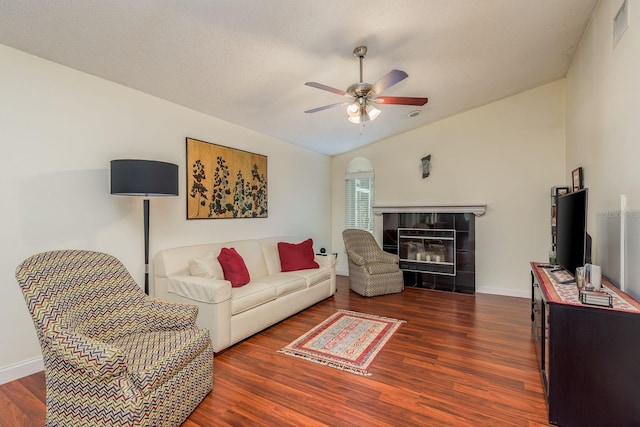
[186, 137, 267, 219]
[572, 167, 584, 192]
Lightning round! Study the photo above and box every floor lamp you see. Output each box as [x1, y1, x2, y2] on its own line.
[110, 159, 179, 295]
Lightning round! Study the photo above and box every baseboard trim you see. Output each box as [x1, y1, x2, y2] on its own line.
[338, 271, 528, 299]
[476, 286, 529, 299]
[0, 356, 44, 385]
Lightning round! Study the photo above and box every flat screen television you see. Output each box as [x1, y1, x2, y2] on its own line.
[556, 188, 588, 273]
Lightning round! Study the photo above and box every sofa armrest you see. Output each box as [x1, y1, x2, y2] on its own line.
[141, 298, 199, 329]
[315, 254, 337, 269]
[376, 251, 399, 264]
[45, 328, 126, 378]
[168, 275, 232, 304]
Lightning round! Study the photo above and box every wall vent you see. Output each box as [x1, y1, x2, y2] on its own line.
[614, 0, 629, 47]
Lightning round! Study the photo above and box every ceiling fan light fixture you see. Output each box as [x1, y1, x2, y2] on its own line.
[366, 104, 381, 121]
[347, 114, 362, 124]
[347, 102, 361, 123]
[347, 102, 381, 124]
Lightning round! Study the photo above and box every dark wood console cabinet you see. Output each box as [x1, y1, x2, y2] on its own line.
[530, 263, 640, 426]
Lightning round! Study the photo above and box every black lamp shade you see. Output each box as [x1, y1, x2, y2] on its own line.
[111, 159, 178, 196]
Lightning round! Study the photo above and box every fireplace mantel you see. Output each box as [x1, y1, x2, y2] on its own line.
[372, 204, 487, 216]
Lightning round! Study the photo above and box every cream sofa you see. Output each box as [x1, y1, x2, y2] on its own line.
[154, 237, 336, 352]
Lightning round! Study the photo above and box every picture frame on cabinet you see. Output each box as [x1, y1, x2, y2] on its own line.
[572, 167, 584, 191]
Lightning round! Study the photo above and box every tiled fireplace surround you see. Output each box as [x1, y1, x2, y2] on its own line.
[374, 205, 486, 294]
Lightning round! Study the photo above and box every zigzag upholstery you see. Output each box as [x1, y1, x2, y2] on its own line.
[15, 250, 213, 426]
[342, 229, 404, 297]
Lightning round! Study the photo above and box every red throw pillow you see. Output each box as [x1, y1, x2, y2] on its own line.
[217, 247, 250, 287]
[278, 239, 320, 272]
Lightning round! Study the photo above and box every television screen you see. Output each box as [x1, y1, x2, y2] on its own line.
[556, 189, 588, 273]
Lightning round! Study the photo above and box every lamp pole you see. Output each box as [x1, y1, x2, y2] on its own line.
[143, 198, 150, 295]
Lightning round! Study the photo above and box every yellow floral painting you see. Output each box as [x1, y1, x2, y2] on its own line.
[186, 137, 267, 219]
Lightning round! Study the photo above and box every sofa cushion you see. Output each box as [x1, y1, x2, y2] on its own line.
[282, 268, 330, 288]
[110, 328, 211, 394]
[259, 237, 289, 275]
[227, 239, 270, 279]
[278, 239, 319, 272]
[256, 273, 307, 297]
[231, 281, 277, 315]
[218, 248, 250, 287]
[188, 251, 224, 279]
[155, 242, 225, 278]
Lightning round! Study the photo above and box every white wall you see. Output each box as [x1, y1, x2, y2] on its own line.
[0, 44, 331, 383]
[565, 0, 640, 298]
[332, 80, 566, 297]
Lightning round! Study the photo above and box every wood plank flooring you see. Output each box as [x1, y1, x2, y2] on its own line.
[1, 276, 549, 426]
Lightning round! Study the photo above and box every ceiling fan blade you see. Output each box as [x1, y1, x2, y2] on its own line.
[305, 82, 347, 96]
[304, 102, 345, 114]
[373, 96, 428, 106]
[371, 69, 408, 95]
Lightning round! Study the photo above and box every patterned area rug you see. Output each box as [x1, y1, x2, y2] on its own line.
[278, 310, 405, 376]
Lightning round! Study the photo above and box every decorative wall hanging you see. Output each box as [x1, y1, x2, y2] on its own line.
[421, 154, 431, 179]
[186, 137, 267, 219]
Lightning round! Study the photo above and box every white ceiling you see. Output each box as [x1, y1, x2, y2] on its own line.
[0, 0, 597, 156]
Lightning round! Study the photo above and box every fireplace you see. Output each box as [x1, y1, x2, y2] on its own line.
[374, 205, 485, 294]
[398, 228, 456, 275]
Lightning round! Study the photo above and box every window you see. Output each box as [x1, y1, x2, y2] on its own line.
[345, 157, 374, 233]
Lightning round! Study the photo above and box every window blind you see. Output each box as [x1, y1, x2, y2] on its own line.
[345, 172, 374, 233]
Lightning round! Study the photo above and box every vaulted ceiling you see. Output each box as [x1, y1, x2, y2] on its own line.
[0, 1, 598, 156]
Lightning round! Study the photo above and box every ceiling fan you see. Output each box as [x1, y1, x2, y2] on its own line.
[304, 46, 428, 125]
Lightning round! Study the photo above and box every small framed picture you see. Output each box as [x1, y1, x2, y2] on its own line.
[421, 154, 431, 179]
[572, 167, 584, 191]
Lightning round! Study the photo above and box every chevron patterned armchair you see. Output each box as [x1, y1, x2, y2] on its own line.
[15, 250, 213, 427]
[342, 229, 404, 297]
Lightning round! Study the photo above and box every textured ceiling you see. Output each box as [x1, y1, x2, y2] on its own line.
[0, 0, 597, 156]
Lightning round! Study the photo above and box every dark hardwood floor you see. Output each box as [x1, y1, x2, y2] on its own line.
[1, 276, 549, 426]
